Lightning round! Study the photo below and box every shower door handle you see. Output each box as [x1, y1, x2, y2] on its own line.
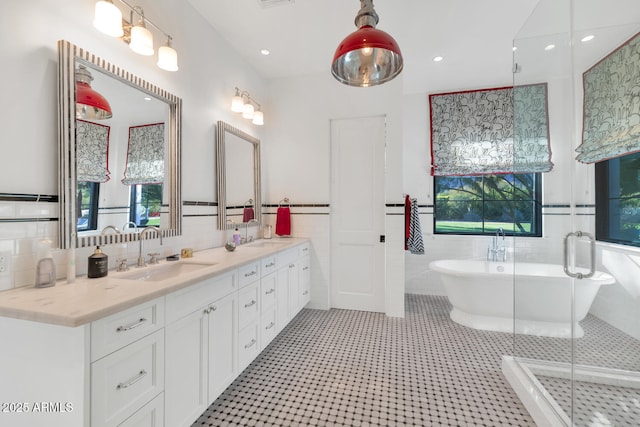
[563, 231, 596, 279]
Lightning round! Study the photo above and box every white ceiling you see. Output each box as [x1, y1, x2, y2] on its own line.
[185, 0, 540, 94]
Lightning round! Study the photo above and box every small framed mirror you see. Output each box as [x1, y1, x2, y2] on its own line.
[216, 121, 261, 229]
[57, 40, 182, 249]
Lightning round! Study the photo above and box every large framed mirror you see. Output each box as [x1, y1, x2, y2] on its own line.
[216, 120, 261, 230]
[57, 40, 182, 249]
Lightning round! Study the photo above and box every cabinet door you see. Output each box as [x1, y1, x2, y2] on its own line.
[286, 261, 301, 318]
[165, 308, 208, 427]
[276, 268, 290, 330]
[208, 292, 237, 404]
[300, 255, 311, 307]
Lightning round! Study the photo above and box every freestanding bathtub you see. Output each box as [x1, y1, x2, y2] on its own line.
[429, 259, 615, 338]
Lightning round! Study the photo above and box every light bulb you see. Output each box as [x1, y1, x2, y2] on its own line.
[129, 23, 154, 56]
[252, 110, 264, 126]
[93, 1, 124, 37]
[242, 103, 254, 119]
[157, 45, 178, 71]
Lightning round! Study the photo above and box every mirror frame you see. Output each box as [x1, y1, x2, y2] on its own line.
[216, 120, 261, 230]
[57, 40, 182, 249]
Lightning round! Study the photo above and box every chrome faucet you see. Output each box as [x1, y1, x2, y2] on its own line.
[100, 225, 121, 235]
[137, 226, 163, 267]
[488, 227, 507, 262]
[122, 222, 138, 233]
[244, 219, 259, 243]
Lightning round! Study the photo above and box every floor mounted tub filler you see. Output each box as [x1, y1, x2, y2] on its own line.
[429, 259, 615, 338]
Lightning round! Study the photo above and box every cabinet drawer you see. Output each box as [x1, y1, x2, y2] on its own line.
[92, 298, 165, 361]
[117, 392, 164, 427]
[91, 330, 165, 427]
[165, 271, 236, 324]
[260, 255, 277, 277]
[261, 308, 277, 350]
[298, 243, 311, 258]
[238, 281, 260, 328]
[238, 262, 260, 288]
[238, 322, 259, 371]
[260, 273, 277, 310]
[277, 248, 298, 268]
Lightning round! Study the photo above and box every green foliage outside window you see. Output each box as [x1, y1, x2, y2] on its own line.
[434, 174, 541, 236]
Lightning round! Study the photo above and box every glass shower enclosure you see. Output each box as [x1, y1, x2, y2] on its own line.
[503, 0, 640, 425]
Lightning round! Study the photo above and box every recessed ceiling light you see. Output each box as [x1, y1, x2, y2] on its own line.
[433, 56, 444, 62]
[544, 44, 555, 51]
[581, 35, 595, 43]
[260, 49, 270, 56]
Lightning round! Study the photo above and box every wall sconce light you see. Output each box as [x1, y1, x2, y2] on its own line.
[75, 65, 113, 120]
[93, 0, 179, 72]
[331, 0, 403, 87]
[231, 87, 264, 126]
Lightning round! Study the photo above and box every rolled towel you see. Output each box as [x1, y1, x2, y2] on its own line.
[275, 206, 291, 236]
[243, 207, 255, 222]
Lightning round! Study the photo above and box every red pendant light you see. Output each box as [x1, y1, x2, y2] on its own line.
[332, 0, 403, 87]
[75, 65, 113, 120]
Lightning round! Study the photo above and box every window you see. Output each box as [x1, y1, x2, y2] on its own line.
[129, 184, 163, 227]
[434, 173, 542, 236]
[595, 152, 640, 247]
[77, 181, 100, 232]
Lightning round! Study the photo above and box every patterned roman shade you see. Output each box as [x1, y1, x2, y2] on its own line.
[577, 32, 640, 164]
[122, 123, 165, 185]
[76, 120, 110, 182]
[430, 84, 553, 176]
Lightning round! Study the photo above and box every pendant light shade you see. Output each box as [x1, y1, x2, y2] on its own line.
[93, 0, 124, 37]
[129, 20, 154, 56]
[75, 66, 112, 120]
[252, 110, 264, 126]
[231, 88, 244, 112]
[332, 0, 403, 87]
[157, 37, 178, 71]
[242, 103, 255, 119]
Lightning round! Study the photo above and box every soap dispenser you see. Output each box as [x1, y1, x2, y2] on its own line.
[233, 227, 241, 245]
[88, 246, 109, 278]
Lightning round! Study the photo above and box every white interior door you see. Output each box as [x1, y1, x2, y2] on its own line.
[330, 116, 386, 312]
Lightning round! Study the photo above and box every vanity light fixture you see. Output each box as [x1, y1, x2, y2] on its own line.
[75, 65, 113, 120]
[93, 0, 124, 37]
[93, 0, 179, 71]
[128, 7, 154, 56]
[231, 87, 264, 125]
[331, 0, 403, 87]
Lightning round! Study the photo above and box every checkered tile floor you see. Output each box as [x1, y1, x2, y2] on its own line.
[193, 295, 535, 426]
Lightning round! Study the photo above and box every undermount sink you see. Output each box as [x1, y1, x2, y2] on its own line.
[245, 240, 289, 248]
[114, 261, 217, 282]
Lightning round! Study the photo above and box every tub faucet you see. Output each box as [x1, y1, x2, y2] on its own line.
[137, 226, 163, 267]
[488, 227, 507, 262]
[122, 222, 138, 233]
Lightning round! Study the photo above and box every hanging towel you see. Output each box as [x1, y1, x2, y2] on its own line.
[243, 207, 255, 222]
[407, 198, 425, 255]
[404, 194, 411, 250]
[275, 206, 291, 236]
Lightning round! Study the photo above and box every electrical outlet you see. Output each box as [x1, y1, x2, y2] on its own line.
[0, 251, 11, 291]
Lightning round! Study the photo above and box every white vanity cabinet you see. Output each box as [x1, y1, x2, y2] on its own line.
[90, 299, 165, 427]
[0, 238, 311, 427]
[164, 271, 237, 427]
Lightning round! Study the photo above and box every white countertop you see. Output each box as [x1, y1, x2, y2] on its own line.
[0, 238, 309, 327]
